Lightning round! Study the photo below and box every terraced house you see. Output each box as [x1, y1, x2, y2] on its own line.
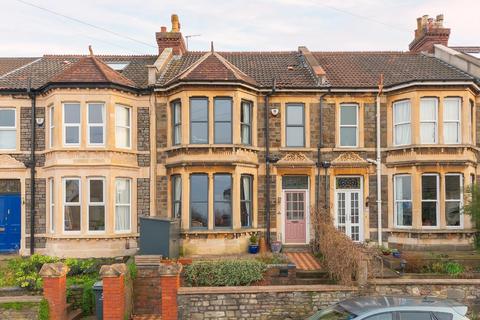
[0, 14, 478, 257]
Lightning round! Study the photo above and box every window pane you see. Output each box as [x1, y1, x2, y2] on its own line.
[444, 123, 459, 143]
[64, 104, 80, 123]
[286, 127, 304, 147]
[0, 131, 16, 149]
[398, 312, 432, 320]
[420, 99, 437, 121]
[422, 202, 437, 226]
[191, 123, 208, 143]
[396, 202, 412, 226]
[422, 175, 437, 200]
[88, 104, 104, 124]
[241, 124, 251, 145]
[394, 101, 410, 123]
[420, 123, 435, 143]
[0, 110, 15, 127]
[433, 312, 453, 320]
[395, 123, 411, 145]
[191, 175, 208, 202]
[215, 122, 231, 143]
[340, 105, 357, 125]
[241, 175, 252, 227]
[89, 206, 105, 231]
[115, 206, 130, 231]
[214, 99, 231, 121]
[65, 180, 79, 202]
[115, 179, 130, 204]
[214, 175, 231, 201]
[241, 102, 251, 124]
[172, 176, 181, 219]
[89, 180, 103, 202]
[116, 127, 130, 148]
[116, 106, 130, 127]
[64, 206, 80, 231]
[365, 313, 393, 320]
[89, 127, 104, 144]
[444, 98, 460, 120]
[214, 202, 231, 227]
[174, 125, 181, 145]
[287, 105, 303, 125]
[190, 203, 208, 228]
[190, 99, 208, 121]
[65, 127, 79, 144]
[340, 127, 357, 146]
[446, 175, 461, 199]
[446, 202, 461, 226]
[395, 176, 411, 200]
[173, 102, 181, 124]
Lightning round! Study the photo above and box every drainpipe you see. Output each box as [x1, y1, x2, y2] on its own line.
[27, 82, 36, 255]
[264, 79, 276, 246]
[316, 92, 328, 212]
[376, 75, 384, 246]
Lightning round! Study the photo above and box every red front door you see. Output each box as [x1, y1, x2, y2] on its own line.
[284, 191, 307, 244]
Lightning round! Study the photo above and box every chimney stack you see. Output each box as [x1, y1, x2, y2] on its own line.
[409, 14, 450, 53]
[156, 14, 187, 55]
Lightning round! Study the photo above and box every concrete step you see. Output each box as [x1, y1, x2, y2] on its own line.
[282, 245, 311, 253]
[67, 308, 83, 320]
[296, 270, 329, 279]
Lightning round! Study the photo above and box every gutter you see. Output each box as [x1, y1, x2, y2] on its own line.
[27, 82, 36, 255]
[264, 79, 276, 247]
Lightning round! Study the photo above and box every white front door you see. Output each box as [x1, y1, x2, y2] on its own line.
[335, 176, 364, 242]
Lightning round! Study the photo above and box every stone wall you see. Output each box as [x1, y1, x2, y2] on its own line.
[137, 107, 150, 151]
[368, 175, 388, 230]
[156, 176, 168, 217]
[24, 178, 46, 249]
[322, 103, 335, 148]
[137, 178, 150, 230]
[257, 103, 281, 148]
[0, 302, 40, 320]
[177, 285, 358, 320]
[20, 107, 45, 152]
[156, 102, 167, 149]
[257, 175, 276, 230]
[0, 179, 21, 193]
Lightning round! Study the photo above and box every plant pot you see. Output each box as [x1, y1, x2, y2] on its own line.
[392, 251, 401, 258]
[248, 244, 259, 254]
[382, 251, 391, 256]
[271, 241, 282, 253]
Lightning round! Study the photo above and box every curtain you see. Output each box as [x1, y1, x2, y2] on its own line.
[174, 177, 181, 218]
[115, 179, 131, 231]
[394, 101, 411, 145]
[241, 176, 251, 227]
[420, 99, 436, 143]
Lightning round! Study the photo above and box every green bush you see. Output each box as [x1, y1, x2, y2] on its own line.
[184, 259, 266, 286]
[8, 254, 58, 290]
[38, 299, 49, 320]
[427, 261, 465, 277]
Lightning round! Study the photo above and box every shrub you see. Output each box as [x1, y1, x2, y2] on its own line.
[463, 184, 480, 249]
[38, 298, 49, 320]
[428, 261, 465, 277]
[9, 254, 58, 290]
[184, 259, 267, 286]
[255, 254, 289, 265]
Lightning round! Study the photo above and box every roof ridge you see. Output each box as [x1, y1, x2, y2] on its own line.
[212, 52, 258, 85]
[43, 54, 156, 58]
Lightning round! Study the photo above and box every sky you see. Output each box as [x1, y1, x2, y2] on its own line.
[1, 0, 479, 56]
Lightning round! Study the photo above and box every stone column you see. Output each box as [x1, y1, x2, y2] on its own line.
[39, 262, 68, 320]
[100, 263, 127, 320]
[159, 263, 182, 320]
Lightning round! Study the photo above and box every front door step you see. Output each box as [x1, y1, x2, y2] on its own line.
[285, 252, 321, 271]
[282, 244, 310, 253]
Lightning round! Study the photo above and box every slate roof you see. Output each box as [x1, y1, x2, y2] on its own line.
[0, 57, 38, 77]
[0, 55, 156, 91]
[310, 51, 473, 88]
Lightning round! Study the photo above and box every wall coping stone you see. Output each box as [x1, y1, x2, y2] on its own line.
[178, 284, 358, 295]
[99, 263, 127, 278]
[159, 262, 182, 276]
[39, 262, 68, 278]
[369, 278, 480, 285]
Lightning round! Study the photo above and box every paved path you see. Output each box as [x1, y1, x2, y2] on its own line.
[285, 252, 322, 270]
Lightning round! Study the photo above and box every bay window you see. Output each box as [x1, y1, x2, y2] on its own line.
[444, 97, 461, 144]
[214, 98, 232, 144]
[0, 108, 16, 150]
[421, 174, 439, 227]
[214, 174, 232, 228]
[190, 174, 208, 228]
[64, 178, 81, 232]
[420, 98, 437, 144]
[393, 100, 411, 146]
[445, 174, 463, 227]
[88, 178, 105, 231]
[49, 106, 54, 148]
[115, 178, 131, 232]
[172, 175, 182, 219]
[394, 175, 412, 227]
[190, 98, 208, 144]
[115, 105, 131, 148]
[88, 103, 105, 145]
[241, 101, 252, 145]
[49, 178, 55, 233]
[171, 100, 181, 145]
[339, 104, 358, 147]
[286, 104, 305, 147]
[240, 175, 253, 227]
[63, 103, 81, 146]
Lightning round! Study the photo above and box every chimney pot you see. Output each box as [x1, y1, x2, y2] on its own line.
[156, 14, 186, 55]
[161, 26, 167, 32]
[409, 14, 450, 53]
[171, 14, 180, 32]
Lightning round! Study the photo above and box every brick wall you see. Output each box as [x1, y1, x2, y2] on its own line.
[25, 178, 46, 249]
[133, 265, 162, 315]
[156, 103, 167, 150]
[257, 103, 281, 148]
[20, 107, 45, 152]
[156, 176, 168, 217]
[137, 178, 150, 231]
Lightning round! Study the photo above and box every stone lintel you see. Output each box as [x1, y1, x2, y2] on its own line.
[99, 263, 127, 278]
[39, 262, 69, 278]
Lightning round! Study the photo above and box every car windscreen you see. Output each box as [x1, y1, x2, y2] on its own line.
[307, 305, 356, 320]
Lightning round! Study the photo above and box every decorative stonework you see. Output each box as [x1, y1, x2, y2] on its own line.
[276, 152, 314, 166]
[0, 155, 26, 169]
[99, 263, 127, 277]
[158, 262, 182, 276]
[332, 152, 368, 167]
[39, 262, 69, 278]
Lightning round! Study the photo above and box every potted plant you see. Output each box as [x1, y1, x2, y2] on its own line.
[271, 234, 282, 253]
[380, 245, 392, 256]
[248, 234, 259, 254]
[391, 248, 401, 258]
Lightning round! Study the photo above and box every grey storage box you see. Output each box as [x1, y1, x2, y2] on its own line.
[139, 216, 180, 258]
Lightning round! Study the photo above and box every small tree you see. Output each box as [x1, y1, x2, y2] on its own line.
[463, 184, 480, 249]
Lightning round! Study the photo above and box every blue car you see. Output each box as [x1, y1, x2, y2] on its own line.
[307, 296, 470, 320]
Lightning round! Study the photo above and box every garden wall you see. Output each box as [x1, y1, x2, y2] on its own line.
[0, 302, 40, 320]
[177, 285, 358, 320]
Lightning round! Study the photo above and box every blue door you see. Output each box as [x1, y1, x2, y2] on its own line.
[0, 194, 21, 252]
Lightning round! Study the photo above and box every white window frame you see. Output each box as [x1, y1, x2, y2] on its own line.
[393, 100, 411, 146]
[115, 178, 131, 233]
[421, 173, 439, 229]
[49, 105, 55, 148]
[87, 177, 106, 233]
[87, 103, 105, 147]
[443, 97, 461, 144]
[0, 108, 17, 151]
[62, 103, 81, 147]
[49, 178, 55, 233]
[115, 105, 132, 149]
[445, 173, 464, 229]
[420, 98, 438, 144]
[62, 177, 81, 234]
[394, 175, 413, 229]
[339, 104, 358, 148]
